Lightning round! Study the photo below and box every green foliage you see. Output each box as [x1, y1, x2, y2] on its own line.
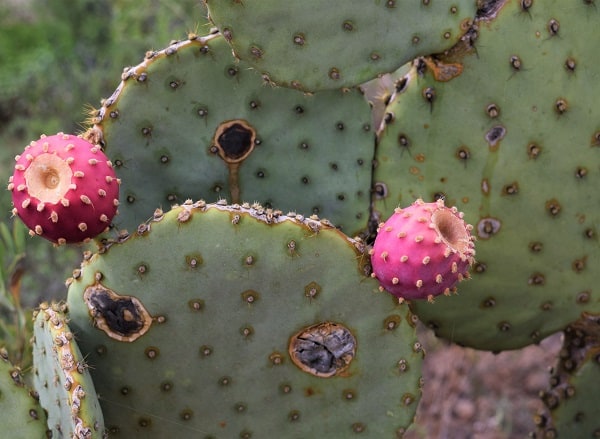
[0, 219, 30, 366]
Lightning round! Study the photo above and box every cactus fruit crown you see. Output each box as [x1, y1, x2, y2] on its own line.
[8, 133, 120, 245]
[370, 198, 475, 302]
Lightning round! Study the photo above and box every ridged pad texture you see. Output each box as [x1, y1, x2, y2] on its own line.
[32, 303, 106, 438]
[66, 201, 424, 438]
[375, 0, 600, 350]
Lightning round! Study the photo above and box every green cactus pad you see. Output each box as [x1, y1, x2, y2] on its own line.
[204, 0, 477, 91]
[534, 313, 600, 438]
[374, 0, 600, 350]
[0, 349, 49, 439]
[89, 33, 373, 237]
[32, 303, 105, 438]
[66, 201, 424, 438]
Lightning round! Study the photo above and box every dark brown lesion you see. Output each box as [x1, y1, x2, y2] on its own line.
[83, 282, 152, 342]
[210, 119, 257, 203]
[212, 120, 256, 163]
[288, 321, 356, 378]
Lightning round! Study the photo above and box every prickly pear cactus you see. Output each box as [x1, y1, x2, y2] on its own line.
[534, 313, 600, 438]
[66, 201, 424, 438]
[32, 302, 105, 438]
[88, 33, 373, 238]
[374, 0, 600, 350]
[204, 0, 477, 91]
[0, 348, 49, 438]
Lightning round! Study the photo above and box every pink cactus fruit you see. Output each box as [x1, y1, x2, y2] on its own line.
[370, 198, 476, 302]
[7, 133, 120, 245]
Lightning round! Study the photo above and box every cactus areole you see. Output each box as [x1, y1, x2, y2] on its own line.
[288, 321, 356, 378]
[8, 133, 120, 244]
[370, 198, 475, 302]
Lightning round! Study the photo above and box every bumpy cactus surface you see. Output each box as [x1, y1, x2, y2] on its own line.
[0, 348, 49, 438]
[9, 133, 120, 245]
[370, 198, 475, 302]
[374, 0, 600, 350]
[534, 313, 600, 437]
[88, 33, 373, 237]
[3, 0, 600, 436]
[66, 201, 424, 438]
[205, 0, 477, 91]
[32, 302, 105, 438]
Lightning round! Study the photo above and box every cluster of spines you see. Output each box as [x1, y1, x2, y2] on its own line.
[88, 33, 221, 130]
[33, 302, 105, 438]
[86, 198, 342, 256]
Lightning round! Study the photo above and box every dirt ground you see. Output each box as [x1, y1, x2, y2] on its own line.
[405, 324, 562, 439]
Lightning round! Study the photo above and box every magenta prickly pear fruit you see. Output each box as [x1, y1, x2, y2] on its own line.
[370, 198, 476, 302]
[7, 133, 120, 245]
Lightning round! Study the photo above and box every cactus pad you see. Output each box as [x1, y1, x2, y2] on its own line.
[205, 0, 477, 91]
[66, 201, 424, 437]
[374, 0, 600, 350]
[32, 302, 105, 438]
[0, 348, 49, 438]
[88, 33, 373, 237]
